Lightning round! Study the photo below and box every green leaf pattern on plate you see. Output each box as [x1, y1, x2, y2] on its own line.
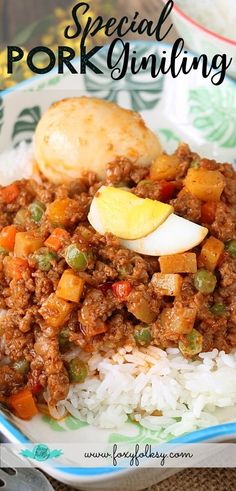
[109, 422, 174, 445]
[12, 106, 41, 146]
[84, 43, 164, 111]
[159, 128, 180, 143]
[42, 415, 88, 432]
[189, 86, 236, 148]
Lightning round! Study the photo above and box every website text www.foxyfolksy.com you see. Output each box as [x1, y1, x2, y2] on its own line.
[1, 443, 236, 468]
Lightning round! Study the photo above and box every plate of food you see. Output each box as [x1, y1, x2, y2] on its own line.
[0, 42, 235, 489]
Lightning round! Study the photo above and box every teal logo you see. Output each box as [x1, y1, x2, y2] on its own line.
[19, 444, 63, 461]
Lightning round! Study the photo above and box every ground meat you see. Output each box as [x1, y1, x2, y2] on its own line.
[91, 261, 118, 284]
[0, 366, 23, 396]
[99, 245, 153, 284]
[219, 255, 236, 288]
[78, 288, 119, 336]
[4, 279, 32, 309]
[106, 159, 148, 185]
[127, 284, 161, 323]
[93, 313, 135, 350]
[174, 143, 197, 179]
[0, 146, 235, 409]
[1, 309, 34, 361]
[171, 188, 202, 222]
[34, 335, 69, 405]
[32, 270, 54, 304]
[210, 202, 236, 241]
[220, 163, 236, 205]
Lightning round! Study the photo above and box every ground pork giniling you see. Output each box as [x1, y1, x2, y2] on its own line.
[0, 143, 235, 415]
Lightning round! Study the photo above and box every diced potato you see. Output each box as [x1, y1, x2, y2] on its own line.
[39, 293, 73, 328]
[81, 320, 108, 338]
[128, 297, 156, 323]
[151, 273, 183, 296]
[14, 232, 43, 258]
[46, 198, 77, 227]
[56, 269, 85, 303]
[159, 253, 197, 274]
[198, 236, 224, 271]
[150, 154, 179, 181]
[184, 168, 225, 202]
[159, 304, 197, 341]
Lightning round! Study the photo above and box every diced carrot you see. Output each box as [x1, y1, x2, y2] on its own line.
[39, 293, 74, 329]
[44, 228, 70, 252]
[198, 236, 224, 271]
[201, 202, 217, 224]
[0, 183, 20, 204]
[56, 269, 85, 303]
[0, 225, 17, 251]
[151, 273, 183, 296]
[4, 256, 29, 280]
[159, 253, 197, 274]
[112, 281, 132, 301]
[8, 388, 38, 420]
[14, 232, 43, 257]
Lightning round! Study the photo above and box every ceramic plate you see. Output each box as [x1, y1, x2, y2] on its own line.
[0, 42, 236, 488]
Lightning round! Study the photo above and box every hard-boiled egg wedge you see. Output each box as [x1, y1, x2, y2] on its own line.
[88, 186, 173, 240]
[88, 186, 208, 256]
[120, 214, 208, 256]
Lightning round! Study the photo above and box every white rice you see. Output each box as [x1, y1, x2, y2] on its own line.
[54, 346, 236, 434]
[0, 142, 235, 437]
[176, 0, 236, 41]
[0, 141, 36, 186]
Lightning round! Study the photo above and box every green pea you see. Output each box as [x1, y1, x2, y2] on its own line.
[59, 328, 70, 351]
[179, 329, 203, 357]
[65, 244, 89, 271]
[134, 325, 152, 346]
[29, 201, 45, 223]
[210, 303, 226, 316]
[0, 247, 8, 256]
[36, 251, 57, 272]
[68, 358, 88, 383]
[194, 269, 217, 294]
[225, 239, 236, 258]
[13, 359, 30, 375]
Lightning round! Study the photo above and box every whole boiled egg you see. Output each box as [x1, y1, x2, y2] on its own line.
[34, 97, 162, 184]
[88, 186, 208, 256]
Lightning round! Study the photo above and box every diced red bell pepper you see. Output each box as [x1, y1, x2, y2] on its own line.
[201, 201, 217, 224]
[30, 380, 43, 395]
[112, 281, 132, 301]
[159, 181, 176, 202]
